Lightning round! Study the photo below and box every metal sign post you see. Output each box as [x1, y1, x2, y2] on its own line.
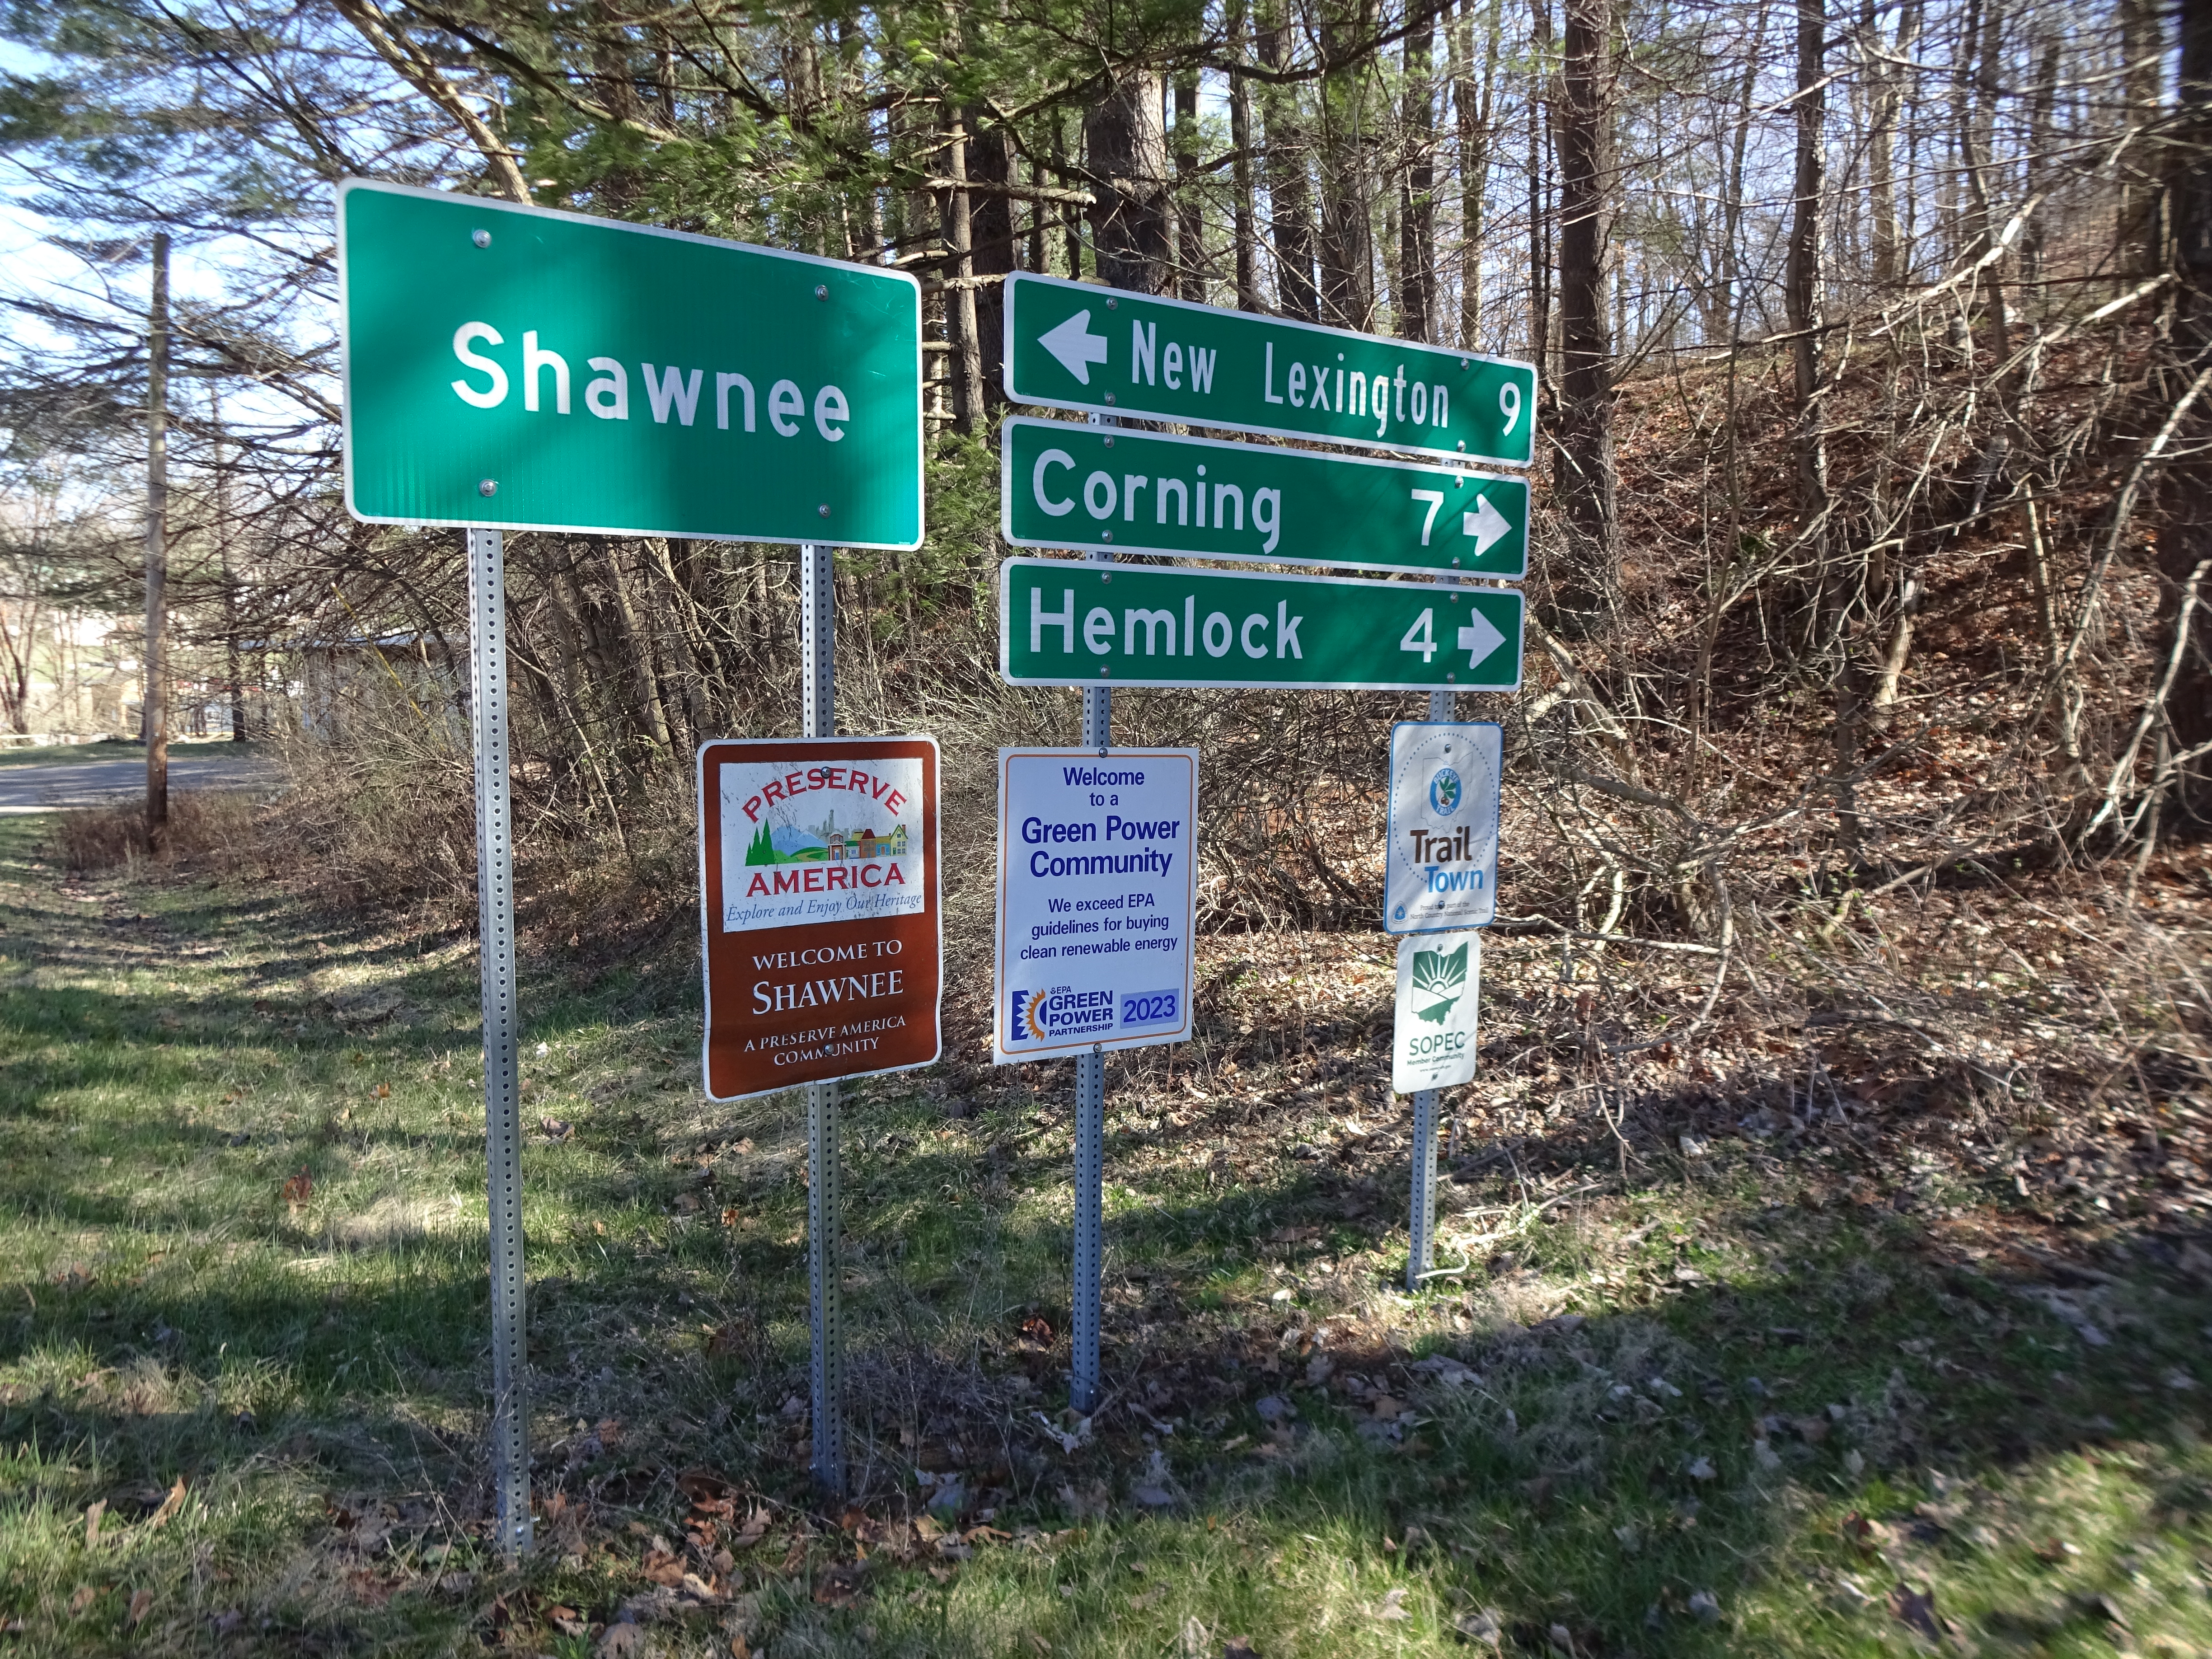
[798, 542, 846, 1495]
[1406, 681, 1454, 1293]
[466, 526, 530, 1558]
[1071, 556, 1111, 1415]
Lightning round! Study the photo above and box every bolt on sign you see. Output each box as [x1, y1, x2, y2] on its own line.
[697, 737, 942, 1099]
[1385, 722, 1503, 933]
[1393, 931, 1482, 1095]
[339, 180, 923, 548]
[998, 558, 1524, 693]
[1002, 271, 1537, 469]
[999, 416, 1529, 579]
[994, 749, 1199, 1063]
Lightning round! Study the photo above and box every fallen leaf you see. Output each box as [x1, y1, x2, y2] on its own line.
[1372, 1587, 1412, 1622]
[69, 1586, 95, 1614]
[281, 1166, 314, 1211]
[127, 1588, 153, 1626]
[374, 1083, 390, 1099]
[145, 1476, 186, 1529]
[1131, 1588, 1166, 1610]
[1131, 1485, 1174, 1508]
[1221, 1639, 1260, 1659]
[1370, 1395, 1403, 1421]
[549, 1606, 588, 1637]
[673, 1192, 701, 1214]
[1454, 1607, 1503, 1645]
[1253, 1395, 1295, 1425]
[1687, 1589, 1721, 1623]
[84, 1500, 105, 1547]
[1889, 1583, 1941, 1643]
[1687, 1457, 1717, 1481]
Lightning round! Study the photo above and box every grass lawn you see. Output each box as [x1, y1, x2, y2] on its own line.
[3, 805, 2212, 1657]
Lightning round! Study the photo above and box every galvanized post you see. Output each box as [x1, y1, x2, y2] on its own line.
[799, 543, 846, 1495]
[466, 527, 531, 1559]
[1070, 650, 1111, 1414]
[1408, 678, 1457, 1294]
[1070, 414, 1112, 1416]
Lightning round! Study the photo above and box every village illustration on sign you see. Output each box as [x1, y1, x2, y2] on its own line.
[719, 756, 926, 933]
[742, 809, 911, 867]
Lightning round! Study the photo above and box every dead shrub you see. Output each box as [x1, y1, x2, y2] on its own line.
[51, 791, 262, 874]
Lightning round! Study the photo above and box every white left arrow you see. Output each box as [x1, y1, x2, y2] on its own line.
[1457, 611, 1505, 669]
[1462, 494, 1512, 558]
[1039, 310, 1111, 384]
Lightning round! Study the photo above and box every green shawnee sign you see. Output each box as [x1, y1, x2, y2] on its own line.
[1000, 416, 1527, 578]
[339, 180, 923, 548]
[1003, 272, 1536, 469]
[998, 557, 1524, 693]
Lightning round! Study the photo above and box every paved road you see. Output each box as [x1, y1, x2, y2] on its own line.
[0, 752, 281, 816]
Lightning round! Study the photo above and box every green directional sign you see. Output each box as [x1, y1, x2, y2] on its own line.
[998, 557, 1523, 692]
[339, 179, 923, 548]
[1002, 272, 1535, 469]
[1000, 416, 1527, 578]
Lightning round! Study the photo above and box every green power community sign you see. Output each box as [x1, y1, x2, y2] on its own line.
[1000, 416, 1527, 578]
[1003, 272, 1536, 469]
[999, 558, 1524, 693]
[339, 180, 923, 548]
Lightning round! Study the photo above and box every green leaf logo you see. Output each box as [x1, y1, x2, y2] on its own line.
[1411, 941, 1468, 1025]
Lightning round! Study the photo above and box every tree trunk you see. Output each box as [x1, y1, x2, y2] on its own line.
[1229, 0, 1262, 311]
[1175, 70, 1206, 300]
[943, 109, 988, 432]
[1400, 0, 1438, 341]
[1259, 8, 1321, 319]
[2119, 0, 2167, 277]
[1453, 0, 1502, 348]
[969, 113, 1015, 409]
[1315, 38, 1375, 331]
[1086, 68, 1172, 293]
[1548, 0, 1617, 633]
[1529, 0, 1555, 393]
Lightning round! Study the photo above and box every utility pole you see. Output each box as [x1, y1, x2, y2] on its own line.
[144, 230, 170, 847]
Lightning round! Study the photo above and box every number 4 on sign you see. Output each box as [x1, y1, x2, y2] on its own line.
[1401, 606, 1507, 668]
[1400, 608, 1437, 662]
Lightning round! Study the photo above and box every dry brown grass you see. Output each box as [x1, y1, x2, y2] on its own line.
[49, 790, 263, 874]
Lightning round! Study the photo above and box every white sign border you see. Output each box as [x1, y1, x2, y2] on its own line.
[694, 735, 946, 1104]
[991, 745, 1200, 1064]
[1382, 720, 1504, 936]
[338, 178, 926, 553]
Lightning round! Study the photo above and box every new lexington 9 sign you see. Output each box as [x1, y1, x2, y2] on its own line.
[338, 180, 923, 548]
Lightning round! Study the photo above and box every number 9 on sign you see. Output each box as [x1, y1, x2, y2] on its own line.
[1499, 382, 1522, 436]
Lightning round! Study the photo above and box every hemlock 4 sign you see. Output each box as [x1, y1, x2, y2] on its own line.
[1000, 417, 1528, 578]
[994, 749, 1198, 1063]
[339, 180, 923, 548]
[999, 558, 1523, 693]
[1003, 272, 1536, 469]
[697, 737, 942, 1100]
[1384, 722, 1503, 933]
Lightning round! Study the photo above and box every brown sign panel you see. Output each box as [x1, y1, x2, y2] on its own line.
[697, 736, 941, 1100]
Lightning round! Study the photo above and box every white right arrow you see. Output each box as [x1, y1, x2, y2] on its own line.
[1457, 611, 1505, 669]
[1038, 310, 1111, 385]
[1462, 494, 1512, 557]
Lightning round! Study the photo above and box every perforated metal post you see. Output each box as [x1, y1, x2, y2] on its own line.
[467, 527, 531, 1558]
[1407, 680, 1456, 1293]
[799, 543, 847, 1495]
[1070, 499, 1113, 1413]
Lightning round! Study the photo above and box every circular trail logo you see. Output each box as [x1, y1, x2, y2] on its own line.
[1429, 767, 1462, 816]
